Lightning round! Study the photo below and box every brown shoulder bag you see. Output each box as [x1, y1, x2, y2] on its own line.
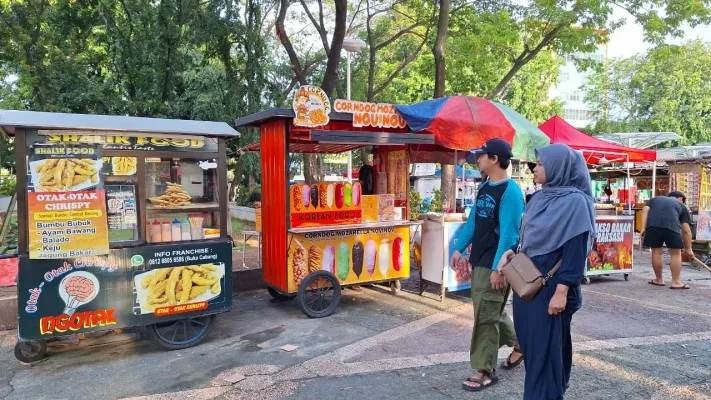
[500, 222, 561, 301]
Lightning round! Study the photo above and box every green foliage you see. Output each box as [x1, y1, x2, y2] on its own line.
[586, 40, 711, 145]
[0, 177, 15, 196]
[236, 185, 261, 208]
[429, 189, 444, 213]
[409, 190, 422, 220]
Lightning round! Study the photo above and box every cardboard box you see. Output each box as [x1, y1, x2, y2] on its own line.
[255, 208, 262, 232]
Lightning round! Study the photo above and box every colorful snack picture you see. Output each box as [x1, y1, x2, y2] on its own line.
[352, 182, 362, 206]
[133, 263, 224, 314]
[378, 239, 391, 275]
[352, 241, 364, 278]
[308, 246, 322, 273]
[326, 184, 335, 208]
[322, 244, 336, 274]
[319, 183, 329, 209]
[292, 247, 307, 286]
[33, 158, 100, 192]
[310, 185, 319, 209]
[293, 185, 303, 211]
[301, 184, 311, 210]
[335, 183, 345, 209]
[336, 242, 350, 281]
[365, 240, 377, 276]
[392, 237, 404, 272]
[344, 183, 352, 207]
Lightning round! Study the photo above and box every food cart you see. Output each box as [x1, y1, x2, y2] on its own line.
[235, 88, 429, 318]
[0, 110, 237, 362]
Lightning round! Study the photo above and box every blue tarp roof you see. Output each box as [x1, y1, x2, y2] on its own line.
[434, 166, 481, 179]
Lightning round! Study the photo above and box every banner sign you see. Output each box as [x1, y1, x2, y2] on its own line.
[587, 216, 633, 274]
[287, 226, 409, 292]
[293, 85, 330, 128]
[31, 131, 218, 153]
[17, 239, 233, 340]
[333, 99, 407, 129]
[447, 221, 472, 291]
[289, 182, 362, 228]
[28, 144, 110, 259]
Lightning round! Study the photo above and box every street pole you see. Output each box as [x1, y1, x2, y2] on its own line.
[347, 51, 352, 183]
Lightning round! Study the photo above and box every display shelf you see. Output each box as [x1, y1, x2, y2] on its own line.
[146, 203, 219, 213]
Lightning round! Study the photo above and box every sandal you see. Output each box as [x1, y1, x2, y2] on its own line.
[462, 371, 499, 392]
[670, 284, 691, 290]
[648, 280, 665, 287]
[502, 348, 524, 370]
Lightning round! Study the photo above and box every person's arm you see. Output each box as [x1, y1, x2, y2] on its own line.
[680, 207, 693, 253]
[548, 232, 588, 315]
[454, 202, 477, 253]
[492, 183, 525, 270]
[640, 206, 650, 234]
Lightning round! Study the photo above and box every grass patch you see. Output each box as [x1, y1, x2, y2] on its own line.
[231, 217, 256, 249]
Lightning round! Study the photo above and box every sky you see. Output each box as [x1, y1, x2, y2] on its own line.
[607, 6, 711, 58]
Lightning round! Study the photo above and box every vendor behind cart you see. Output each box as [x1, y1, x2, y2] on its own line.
[641, 191, 693, 289]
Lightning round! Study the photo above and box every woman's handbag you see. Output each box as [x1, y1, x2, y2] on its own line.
[500, 253, 561, 301]
[500, 221, 562, 301]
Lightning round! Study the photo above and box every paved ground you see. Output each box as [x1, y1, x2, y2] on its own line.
[1, 249, 710, 400]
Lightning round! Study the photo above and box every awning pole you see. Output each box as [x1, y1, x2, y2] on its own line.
[652, 162, 657, 199]
[627, 155, 632, 213]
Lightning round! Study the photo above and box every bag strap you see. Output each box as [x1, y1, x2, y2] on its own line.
[542, 259, 563, 286]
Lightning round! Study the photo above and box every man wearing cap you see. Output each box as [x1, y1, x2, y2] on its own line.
[451, 138, 525, 391]
[641, 191, 693, 289]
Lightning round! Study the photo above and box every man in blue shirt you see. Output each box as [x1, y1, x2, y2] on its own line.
[451, 138, 525, 392]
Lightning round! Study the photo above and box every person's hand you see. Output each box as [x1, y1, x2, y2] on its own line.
[548, 285, 568, 315]
[497, 249, 516, 270]
[451, 250, 462, 270]
[490, 270, 506, 291]
[684, 247, 694, 256]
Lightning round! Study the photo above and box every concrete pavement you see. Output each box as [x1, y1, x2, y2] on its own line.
[0, 250, 709, 399]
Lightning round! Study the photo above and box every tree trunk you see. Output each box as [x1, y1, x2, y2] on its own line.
[432, 0, 455, 212]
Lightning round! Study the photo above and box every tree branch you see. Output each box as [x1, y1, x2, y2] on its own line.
[276, 0, 308, 85]
[299, 0, 330, 53]
[485, 22, 566, 100]
[319, 0, 347, 96]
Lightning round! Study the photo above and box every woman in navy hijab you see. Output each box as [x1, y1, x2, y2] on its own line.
[498, 144, 595, 399]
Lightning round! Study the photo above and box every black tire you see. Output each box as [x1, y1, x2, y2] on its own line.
[267, 286, 296, 301]
[582, 277, 591, 285]
[297, 270, 341, 318]
[149, 315, 215, 350]
[624, 274, 630, 281]
[14, 340, 47, 363]
[390, 280, 402, 295]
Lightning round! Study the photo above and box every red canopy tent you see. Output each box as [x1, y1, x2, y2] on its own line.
[539, 115, 657, 164]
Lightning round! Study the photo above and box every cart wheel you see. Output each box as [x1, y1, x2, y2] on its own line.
[149, 315, 215, 350]
[390, 280, 402, 295]
[583, 277, 591, 285]
[624, 274, 630, 281]
[267, 286, 296, 301]
[297, 271, 341, 318]
[14, 340, 47, 363]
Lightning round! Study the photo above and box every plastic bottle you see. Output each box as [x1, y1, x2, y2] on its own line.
[161, 220, 171, 242]
[181, 218, 191, 241]
[150, 219, 161, 243]
[171, 218, 181, 242]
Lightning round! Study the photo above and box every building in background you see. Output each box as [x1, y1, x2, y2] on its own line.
[550, 43, 609, 128]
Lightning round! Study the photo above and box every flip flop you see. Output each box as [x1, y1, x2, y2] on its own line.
[462, 372, 499, 392]
[648, 280, 666, 287]
[670, 284, 691, 290]
[502, 349, 524, 370]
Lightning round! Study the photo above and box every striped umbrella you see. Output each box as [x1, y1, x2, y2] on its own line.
[395, 96, 550, 161]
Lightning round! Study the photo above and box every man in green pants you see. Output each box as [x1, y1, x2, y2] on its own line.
[450, 138, 525, 392]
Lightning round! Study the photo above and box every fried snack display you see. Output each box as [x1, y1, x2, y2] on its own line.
[137, 263, 222, 312]
[149, 182, 192, 208]
[34, 158, 99, 192]
[319, 183, 329, 209]
[293, 185, 303, 211]
[336, 242, 350, 281]
[292, 247, 307, 285]
[309, 109, 328, 125]
[112, 157, 137, 175]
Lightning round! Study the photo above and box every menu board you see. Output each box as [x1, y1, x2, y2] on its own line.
[106, 185, 138, 242]
[587, 216, 633, 274]
[289, 182, 362, 228]
[27, 144, 110, 259]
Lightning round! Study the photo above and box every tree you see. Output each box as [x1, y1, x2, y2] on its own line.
[586, 40, 711, 145]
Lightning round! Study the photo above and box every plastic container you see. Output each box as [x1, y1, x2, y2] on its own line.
[150, 219, 161, 243]
[171, 218, 181, 242]
[161, 220, 171, 242]
[181, 218, 191, 241]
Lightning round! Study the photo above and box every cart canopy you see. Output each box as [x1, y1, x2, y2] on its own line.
[0, 110, 239, 138]
[539, 116, 656, 164]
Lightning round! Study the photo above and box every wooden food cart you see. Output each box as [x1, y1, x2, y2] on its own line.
[0, 110, 237, 362]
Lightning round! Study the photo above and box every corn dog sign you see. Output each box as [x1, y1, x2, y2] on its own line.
[27, 144, 110, 259]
